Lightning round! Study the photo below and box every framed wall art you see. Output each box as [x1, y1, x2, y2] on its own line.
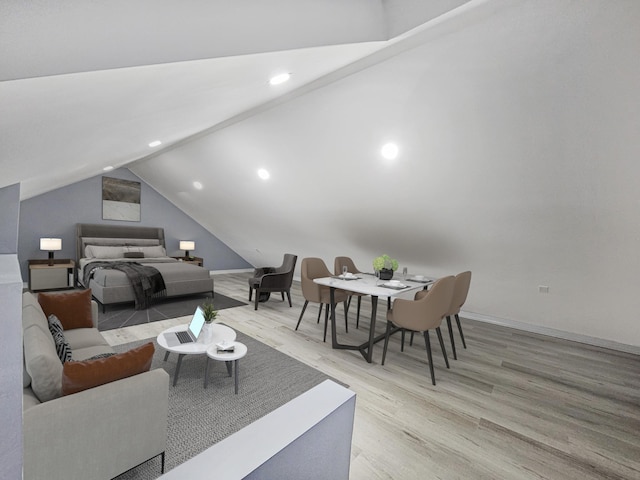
[102, 177, 141, 222]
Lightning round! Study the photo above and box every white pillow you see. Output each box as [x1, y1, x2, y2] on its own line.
[84, 245, 126, 259]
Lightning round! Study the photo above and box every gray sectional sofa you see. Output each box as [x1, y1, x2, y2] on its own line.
[22, 291, 170, 480]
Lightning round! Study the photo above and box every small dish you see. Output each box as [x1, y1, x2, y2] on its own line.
[384, 282, 406, 288]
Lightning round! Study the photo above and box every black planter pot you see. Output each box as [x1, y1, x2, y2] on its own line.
[379, 268, 394, 280]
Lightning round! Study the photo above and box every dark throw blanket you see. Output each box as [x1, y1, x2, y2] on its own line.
[83, 262, 167, 310]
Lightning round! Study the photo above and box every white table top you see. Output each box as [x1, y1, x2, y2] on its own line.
[314, 274, 431, 298]
[157, 323, 236, 355]
[206, 341, 247, 361]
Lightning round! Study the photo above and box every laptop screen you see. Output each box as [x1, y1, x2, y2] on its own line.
[188, 306, 206, 339]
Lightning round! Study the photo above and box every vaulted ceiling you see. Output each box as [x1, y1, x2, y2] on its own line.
[3, 0, 640, 346]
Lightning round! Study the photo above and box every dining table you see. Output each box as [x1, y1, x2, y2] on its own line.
[313, 273, 434, 363]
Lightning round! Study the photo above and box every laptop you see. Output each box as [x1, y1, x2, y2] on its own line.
[163, 306, 206, 347]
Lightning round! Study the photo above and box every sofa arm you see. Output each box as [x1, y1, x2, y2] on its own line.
[23, 368, 169, 480]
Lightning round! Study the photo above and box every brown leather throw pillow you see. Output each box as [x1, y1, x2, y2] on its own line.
[61, 342, 155, 396]
[38, 289, 93, 330]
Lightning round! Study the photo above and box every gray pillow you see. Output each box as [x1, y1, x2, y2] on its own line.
[47, 314, 72, 363]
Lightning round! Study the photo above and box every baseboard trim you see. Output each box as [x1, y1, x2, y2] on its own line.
[462, 310, 640, 355]
[211, 268, 255, 275]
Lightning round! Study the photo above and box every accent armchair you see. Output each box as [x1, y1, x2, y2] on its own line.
[248, 253, 298, 311]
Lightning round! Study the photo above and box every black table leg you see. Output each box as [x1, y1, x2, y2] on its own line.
[329, 286, 381, 363]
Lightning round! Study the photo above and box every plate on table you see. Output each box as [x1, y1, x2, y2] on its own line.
[382, 282, 408, 289]
[332, 275, 360, 281]
[407, 276, 433, 284]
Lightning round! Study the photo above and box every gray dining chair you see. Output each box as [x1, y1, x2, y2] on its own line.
[382, 276, 455, 385]
[295, 257, 349, 342]
[443, 271, 472, 360]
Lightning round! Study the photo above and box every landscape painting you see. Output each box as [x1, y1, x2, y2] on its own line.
[102, 177, 141, 221]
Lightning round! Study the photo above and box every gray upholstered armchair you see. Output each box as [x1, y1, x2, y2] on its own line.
[248, 253, 298, 310]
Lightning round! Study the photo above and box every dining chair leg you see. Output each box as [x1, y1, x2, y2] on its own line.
[455, 314, 467, 348]
[446, 316, 457, 360]
[356, 296, 361, 329]
[285, 290, 292, 307]
[317, 304, 323, 324]
[323, 304, 330, 343]
[436, 327, 450, 369]
[423, 330, 436, 386]
[381, 321, 394, 365]
[295, 300, 309, 330]
[248, 287, 253, 302]
[281, 292, 285, 301]
[409, 331, 415, 347]
[401, 329, 406, 352]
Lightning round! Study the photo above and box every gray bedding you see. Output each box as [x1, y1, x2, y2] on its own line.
[79, 258, 203, 288]
[75, 223, 214, 309]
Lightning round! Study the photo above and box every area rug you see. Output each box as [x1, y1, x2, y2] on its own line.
[113, 330, 344, 479]
[98, 293, 247, 331]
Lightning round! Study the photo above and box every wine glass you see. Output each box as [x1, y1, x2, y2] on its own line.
[342, 265, 348, 279]
[402, 267, 408, 281]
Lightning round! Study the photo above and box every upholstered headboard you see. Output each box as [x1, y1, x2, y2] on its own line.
[76, 223, 166, 262]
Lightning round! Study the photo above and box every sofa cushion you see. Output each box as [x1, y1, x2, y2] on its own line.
[61, 342, 154, 396]
[72, 345, 116, 361]
[23, 325, 63, 402]
[47, 314, 73, 363]
[22, 299, 51, 339]
[64, 328, 110, 351]
[22, 388, 41, 411]
[38, 289, 93, 330]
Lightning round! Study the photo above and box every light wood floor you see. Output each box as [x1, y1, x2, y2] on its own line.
[103, 273, 640, 480]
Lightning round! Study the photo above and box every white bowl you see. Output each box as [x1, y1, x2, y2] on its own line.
[415, 275, 425, 281]
[389, 280, 401, 286]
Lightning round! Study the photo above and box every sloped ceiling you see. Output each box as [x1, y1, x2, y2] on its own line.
[0, 0, 471, 199]
[3, 0, 640, 346]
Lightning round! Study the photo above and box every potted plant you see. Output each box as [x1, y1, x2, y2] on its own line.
[373, 254, 398, 280]
[200, 301, 218, 343]
[201, 301, 218, 323]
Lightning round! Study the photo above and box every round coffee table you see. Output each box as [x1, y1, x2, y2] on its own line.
[157, 324, 236, 386]
[204, 342, 247, 394]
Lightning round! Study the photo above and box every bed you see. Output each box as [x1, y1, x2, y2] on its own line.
[76, 223, 214, 310]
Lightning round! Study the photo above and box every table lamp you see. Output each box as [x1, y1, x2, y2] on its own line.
[179, 241, 195, 259]
[40, 238, 62, 266]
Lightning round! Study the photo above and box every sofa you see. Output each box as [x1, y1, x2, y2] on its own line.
[22, 290, 170, 480]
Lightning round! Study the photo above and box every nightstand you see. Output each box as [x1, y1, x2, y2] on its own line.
[171, 256, 204, 267]
[28, 259, 76, 292]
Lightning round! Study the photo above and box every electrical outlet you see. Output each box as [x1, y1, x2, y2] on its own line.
[538, 285, 549, 293]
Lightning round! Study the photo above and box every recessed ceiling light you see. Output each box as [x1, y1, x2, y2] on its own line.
[269, 73, 291, 86]
[193, 181, 203, 190]
[257, 168, 270, 180]
[103, 166, 114, 172]
[149, 140, 162, 148]
[381, 142, 399, 160]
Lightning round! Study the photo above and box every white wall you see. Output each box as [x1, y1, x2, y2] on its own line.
[0, 183, 23, 479]
[134, 1, 640, 348]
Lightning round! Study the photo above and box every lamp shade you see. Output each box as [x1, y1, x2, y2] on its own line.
[40, 238, 62, 251]
[179, 241, 195, 251]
